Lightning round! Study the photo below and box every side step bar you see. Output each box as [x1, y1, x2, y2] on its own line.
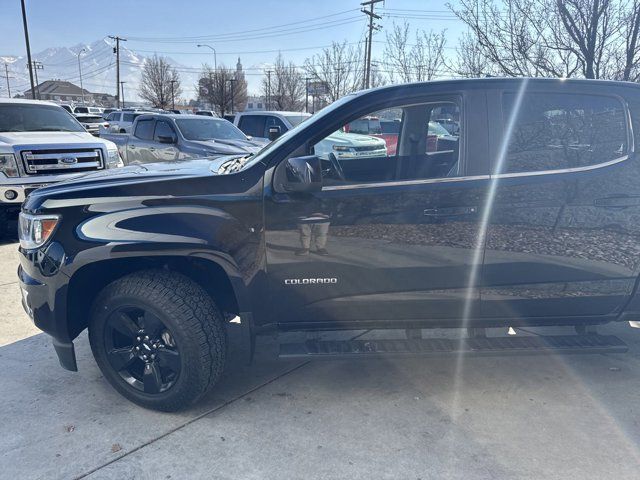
[279, 335, 628, 359]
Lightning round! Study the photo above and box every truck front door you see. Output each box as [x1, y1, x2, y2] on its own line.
[264, 89, 491, 327]
[128, 119, 156, 164]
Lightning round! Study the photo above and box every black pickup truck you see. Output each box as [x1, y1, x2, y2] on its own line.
[18, 78, 640, 411]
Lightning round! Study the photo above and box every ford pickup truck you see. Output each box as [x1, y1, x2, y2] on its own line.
[18, 78, 640, 411]
[0, 99, 122, 237]
[102, 113, 266, 165]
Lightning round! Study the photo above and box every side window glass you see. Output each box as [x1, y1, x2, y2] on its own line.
[154, 121, 175, 141]
[263, 116, 287, 137]
[312, 101, 461, 186]
[238, 115, 266, 137]
[134, 119, 155, 140]
[123, 113, 134, 122]
[502, 93, 627, 174]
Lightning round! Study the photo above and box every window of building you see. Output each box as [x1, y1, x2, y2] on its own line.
[501, 92, 628, 174]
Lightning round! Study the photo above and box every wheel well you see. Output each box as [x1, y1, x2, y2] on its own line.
[66, 256, 239, 339]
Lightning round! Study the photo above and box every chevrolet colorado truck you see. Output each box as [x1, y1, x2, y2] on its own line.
[0, 99, 123, 237]
[18, 78, 640, 411]
[102, 113, 266, 165]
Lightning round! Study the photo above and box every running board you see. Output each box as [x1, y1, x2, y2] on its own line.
[279, 335, 628, 359]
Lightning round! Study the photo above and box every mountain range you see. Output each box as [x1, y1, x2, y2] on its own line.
[1, 38, 198, 102]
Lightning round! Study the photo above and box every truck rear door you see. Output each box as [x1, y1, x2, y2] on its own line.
[481, 81, 639, 321]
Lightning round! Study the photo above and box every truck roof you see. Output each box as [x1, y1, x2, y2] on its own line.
[0, 98, 61, 107]
[236, 111, 310, 116]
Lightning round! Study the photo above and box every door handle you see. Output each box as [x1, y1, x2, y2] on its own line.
[424, 206, 477, 217]
[594, 195, 640, 208]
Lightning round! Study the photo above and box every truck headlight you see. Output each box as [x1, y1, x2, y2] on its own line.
[106, 149, 124, 168]
[0, 153, 19, 177]
[332, 146, 350, 152]
[18, 213, 60, 249]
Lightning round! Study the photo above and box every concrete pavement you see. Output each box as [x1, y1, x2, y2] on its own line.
[1, 229, 640, 479]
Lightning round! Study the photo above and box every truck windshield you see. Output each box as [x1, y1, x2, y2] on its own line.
[176, 118, 246, 141]
[0, 104, 85, 132]
[284, 115, 309, 127]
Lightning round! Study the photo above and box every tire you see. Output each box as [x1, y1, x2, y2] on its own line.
[89, 270, 226, 411]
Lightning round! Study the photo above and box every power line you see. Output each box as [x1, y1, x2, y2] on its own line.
[124, 8, 360, 42]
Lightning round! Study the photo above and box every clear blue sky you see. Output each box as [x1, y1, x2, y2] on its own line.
[1, 0, 466, 94]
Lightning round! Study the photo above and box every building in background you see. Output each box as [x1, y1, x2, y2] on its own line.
[21, 80, 116, 107]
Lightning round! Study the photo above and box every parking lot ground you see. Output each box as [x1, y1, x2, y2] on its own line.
[2, 231, 640, 479]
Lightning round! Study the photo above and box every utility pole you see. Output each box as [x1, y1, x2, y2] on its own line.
[305, 77, 312, 113]
[361, 0, 383, 89]
[120, 81, 126, 108]
[108, 36, 127, 108]
[3, 64, 13, 98]
[31, 61, 43, 99]
[227, 78, 236, 113]
[207, 71, 214, 112]
[20, 0, 36, 100]
[76, 48, 86, 105]
[266, 70, 272, 110]
[170, 80, 177, 110]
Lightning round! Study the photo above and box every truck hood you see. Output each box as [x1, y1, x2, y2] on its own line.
[191, 138, 263, 154]
[325, 131, 386, 147]
[28, 156, 240, 199]
[0, 131, 111, 147]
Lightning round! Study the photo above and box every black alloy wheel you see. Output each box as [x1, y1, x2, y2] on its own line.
[104, 306, 181, 394]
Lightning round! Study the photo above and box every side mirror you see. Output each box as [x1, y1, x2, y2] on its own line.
[268, 125, 282, 141]
[278, 155, 322, 193]
[157, 135, 176, 144]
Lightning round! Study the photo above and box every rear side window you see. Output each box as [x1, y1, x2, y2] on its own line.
[502, 93, 628, 174]
[238, 115, 266, 137]
[134, 119, 155, 140]
[263, 116, 287, 137]
[123, 113, 134, 122]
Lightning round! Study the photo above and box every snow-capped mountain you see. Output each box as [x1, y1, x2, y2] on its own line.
[1, 38, 197, 102]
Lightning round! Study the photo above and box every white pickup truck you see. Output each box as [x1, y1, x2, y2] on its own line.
[0, 99, 123, 236]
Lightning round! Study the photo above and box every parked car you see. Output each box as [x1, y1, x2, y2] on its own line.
[59, 104, 74, 115]
[346, 116, 457, 155]
[101, 114, 267, 165]
[100, 111, 151, 135]
[223, 114, 235, 123]
[102, 108, 118, 119]
[234, 110, 310, 142]
[18, 78, 640, 411]
[73, 106, 103, 115]
[194, 110, 217, 117]
[0, 99, 122, 236]
[74, 113, 109, 137]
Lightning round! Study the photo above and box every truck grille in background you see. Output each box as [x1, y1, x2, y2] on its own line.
[20, 148, 104, 175]
[354, 145, 383, 152]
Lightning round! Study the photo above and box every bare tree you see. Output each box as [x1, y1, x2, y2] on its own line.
[197, 64, 247, 116]
[451, 32, 496, 77]
[449, 0, 640, 80]
[139, 55, 182, 109]
[261, 53, 306, 111]
[304, 41, 363, 102]
[384, 22, 447, 82]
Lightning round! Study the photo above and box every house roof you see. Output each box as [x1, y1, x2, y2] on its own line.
[26, 80, 91, 96]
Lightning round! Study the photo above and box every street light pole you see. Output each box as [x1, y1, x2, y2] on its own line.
[20, 0, 36, 100]
[76, 48, 86, 105]
[197, 44, 216, 71]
